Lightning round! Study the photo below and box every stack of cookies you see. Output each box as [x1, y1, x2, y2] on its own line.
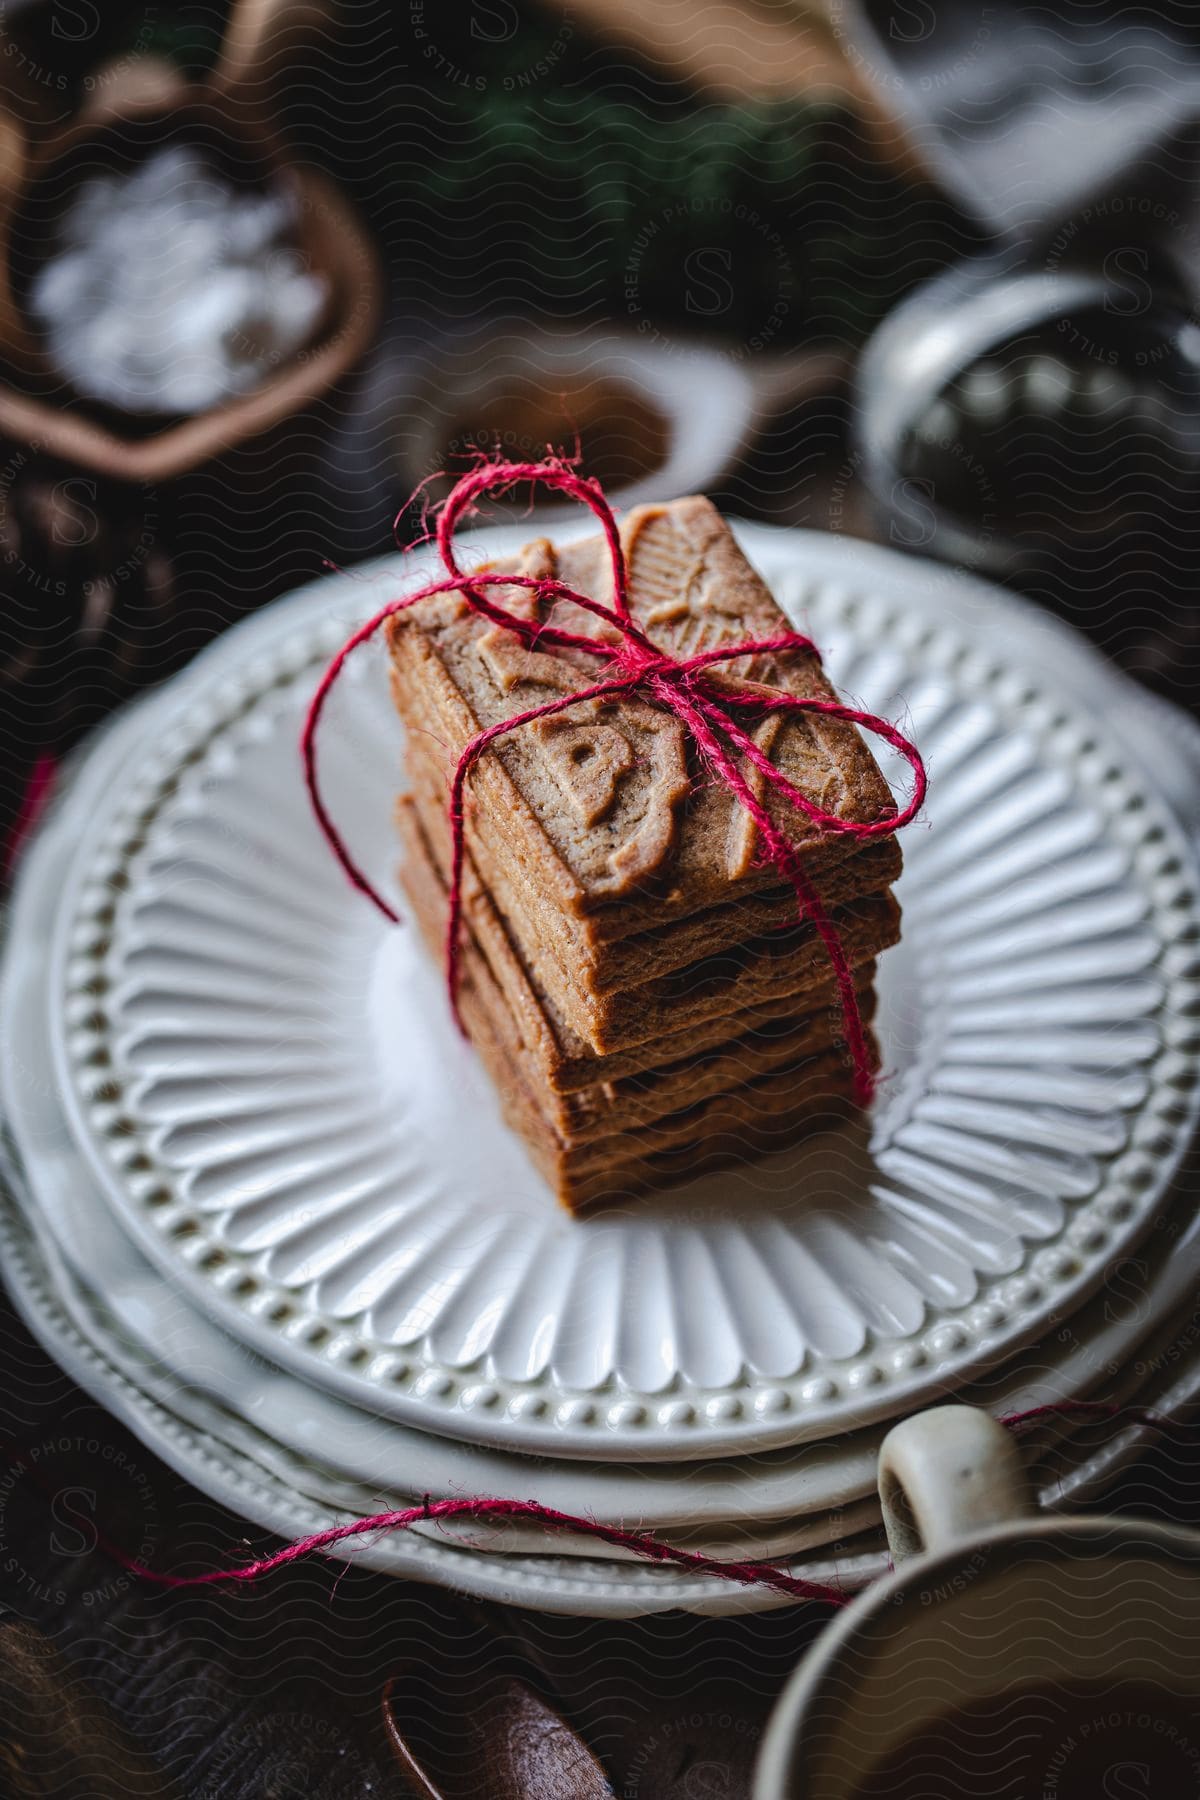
[388, 497, 902, 1212]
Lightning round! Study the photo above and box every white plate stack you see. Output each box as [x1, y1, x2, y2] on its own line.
[5, 524, 1200, 1617]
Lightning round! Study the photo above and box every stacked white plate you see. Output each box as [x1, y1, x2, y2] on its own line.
[4, 522, 1200, 1617]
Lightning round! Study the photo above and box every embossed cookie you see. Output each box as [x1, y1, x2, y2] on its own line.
[400, 786, 897, 1056]
[403, 700, 901, 1021]
[386, 497, 898, 938]
[497, 1043, 868, 1212]
[463, 964, 870, 1212]
[399, 797, 875, 1144]
[388, 498, 903, 1207]
[404, 814, 870, 1211]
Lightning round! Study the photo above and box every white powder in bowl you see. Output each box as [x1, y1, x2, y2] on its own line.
[30, 142, 329, 416]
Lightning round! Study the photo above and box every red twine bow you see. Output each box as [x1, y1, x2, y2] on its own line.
[302, 459, 926, 1103]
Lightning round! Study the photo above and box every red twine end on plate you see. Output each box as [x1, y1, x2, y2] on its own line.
[301, 457, 926, 1104]
[117, 1494, 851, 1607]
[107, 1401, 1186, 1603]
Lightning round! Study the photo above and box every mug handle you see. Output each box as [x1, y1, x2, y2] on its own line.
[877, 1405, 1033, 1564]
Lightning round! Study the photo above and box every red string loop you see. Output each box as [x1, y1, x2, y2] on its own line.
[302, 460, 927, 1103]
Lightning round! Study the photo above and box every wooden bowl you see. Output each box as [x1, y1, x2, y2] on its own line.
[0, 28, 379, 481]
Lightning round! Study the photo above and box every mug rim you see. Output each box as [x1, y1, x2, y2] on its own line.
[755, 1510, 1200, 1800]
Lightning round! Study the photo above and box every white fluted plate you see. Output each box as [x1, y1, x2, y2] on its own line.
[10, 756, 1200, 1550]
[13, 750, 1199, 1553]
[43, 525, 1200, 1460]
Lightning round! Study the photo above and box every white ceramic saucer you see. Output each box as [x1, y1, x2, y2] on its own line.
[38, 525, 1200, 1462]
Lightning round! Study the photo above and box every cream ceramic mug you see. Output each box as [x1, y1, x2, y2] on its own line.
[755, 1404, 1200, 1800]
